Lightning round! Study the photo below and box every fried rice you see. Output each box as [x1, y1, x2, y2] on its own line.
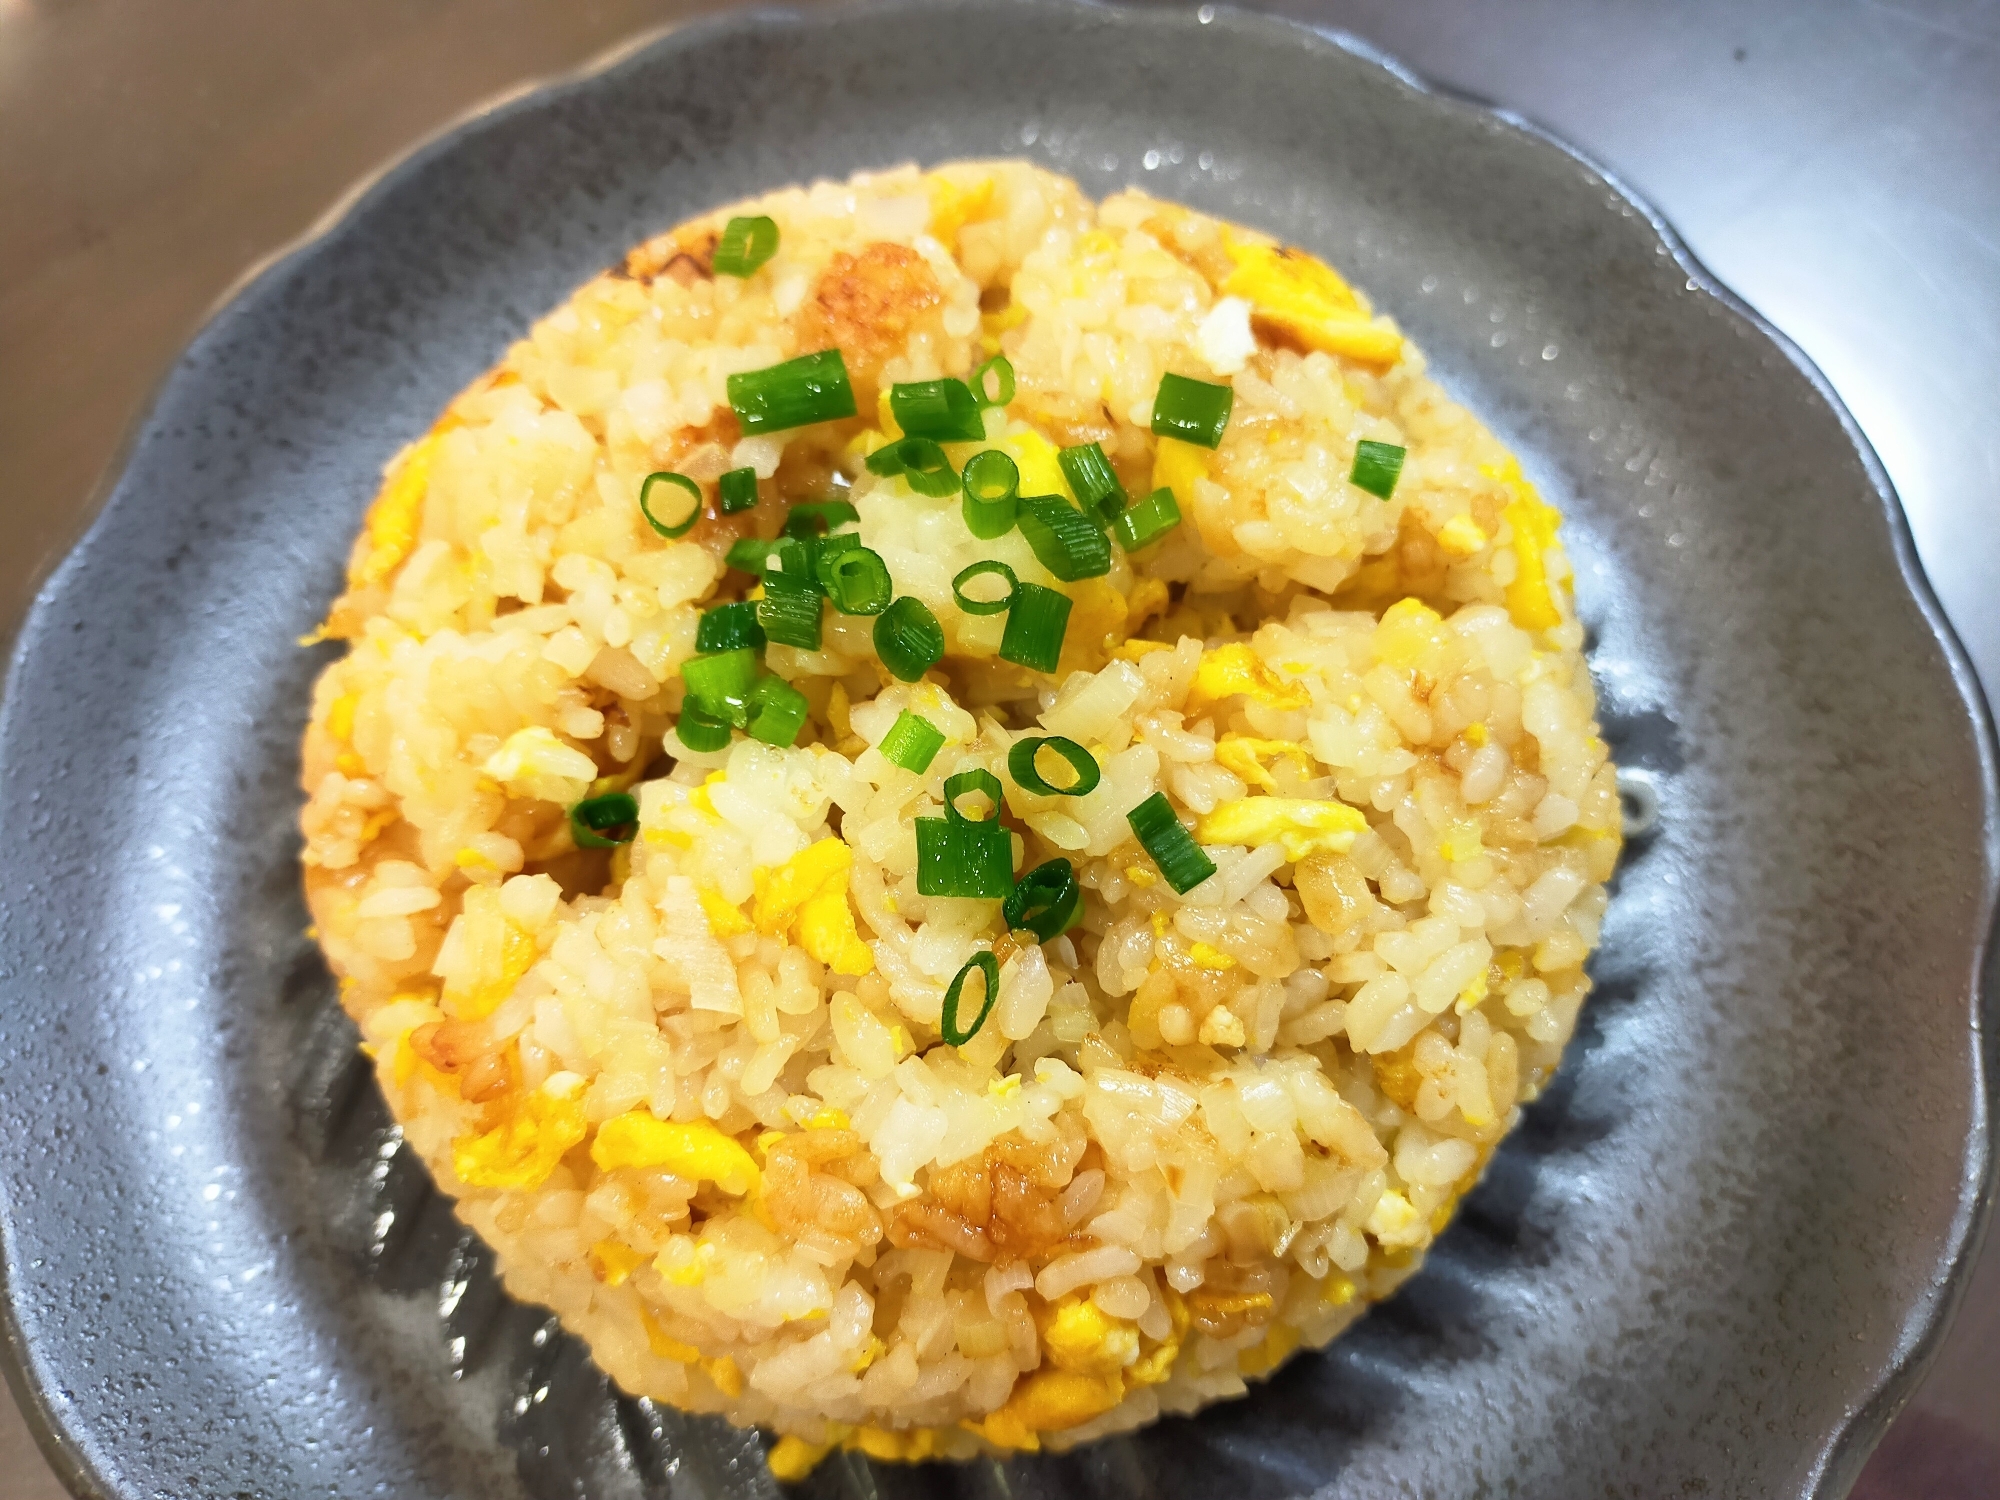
[298, 160, 1618, 1477]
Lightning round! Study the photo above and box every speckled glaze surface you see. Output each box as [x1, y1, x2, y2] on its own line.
[0, 2, 1992, 1496]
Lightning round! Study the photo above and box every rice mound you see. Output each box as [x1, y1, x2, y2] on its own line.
[299, 161, 1618, 1475]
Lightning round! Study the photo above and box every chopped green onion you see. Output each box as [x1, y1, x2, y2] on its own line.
[711, 215, 780, 277]
[939, 951, 1001, 1046]
[807, 530, 863, 590]
[1349, 440, 1406, 500]
[1059, 442, 1128, 523]
[1113, 486, 1182, 552]
[783, 500, 860, 537]
[639, 471, 703, 538]
[874, 595, 945, 681]
[725, 536, 781, 574]
[759, 536, 812, 584]
[916, 768, 1013, 899]
[824, 547, 893, 615]
[1007, 736, 1101, 797]
[970, 354, 1015, 408]
[570, 791, 639, 849]
[890, 378, 985, 442]
[718, 466, 761, 514]
[867, 436, 958, 498]
[1016, 493, 1112, 581]
[998, 582, 1072, 674]
[1003, 858, 1082, 942]
[756, 568, 824, 651]
[961, 450, 1020, 539]
[695, 600, 765, 653]
[1151, 372, 1234, 449]
[952, 559, 1018, 616]
[878, 711, 945, 774]
[676, 703, 733, 752]
[1128, 791, 1216, 894]
[943, 767, 1003, 824]
[747, 675, 810, 747]
[680, 647, 760, 726]
[727, 349, 857, 434]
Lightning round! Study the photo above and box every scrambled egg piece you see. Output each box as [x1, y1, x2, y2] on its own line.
[1186, 643, 1310, 712]
[481, 726, 600, 806]
[1237, 1323, 1301, 1378]
[1484, 457, 1566, 629]
[442, 884, 540, 1020]
[1365, 1187, 1426, 1248]
[591, 1111, 761, 1195]
[348, 431, 439, 589]
[697, 885, 753, 937]
[451, 1075, 587, 1190]
[1436, 514, 1489, 558]
[1214, 735, 1314, 791]
[1038, 1294, 1141, 1378]
[927, 171, 995, 249]
[1151, 435, 1209, 513]
[588, 1239, 647, 1287]
[1373, 597, 1454, 673]
[751, 837, 874, 976]
[1221, 236, 1404, 367]
[982, 1368, 1125, 1444]
[1196, 796, 1366, 860]
[994, 424, 1072, 503]
[766, 1436, 830, 1482]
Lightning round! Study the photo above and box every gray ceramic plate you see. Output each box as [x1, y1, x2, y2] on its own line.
[1, 2, 1994, 1496]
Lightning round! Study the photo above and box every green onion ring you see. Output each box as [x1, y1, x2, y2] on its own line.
[940, 951, 1002, 1046]
[570, 791, 639, 849]
[639, 472, 703, 538]
[1007, 736, 1100, 797]
[1002, 858, 1082, 942]
[952, 559, 1019, 616]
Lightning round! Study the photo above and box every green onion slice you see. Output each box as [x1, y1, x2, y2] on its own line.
[961, 450, 1020, 539]
[1003, 858, 1082, 942]
[695, 600, 765, 654]
[890, 378, 985, 442]
[878, 711, 946, 774]
[824, 547, 893, 616]
[806, 530, 862, 590]
[570, 790, 639, 850]
[1150, 372, 1234, 449]
[1007, 736, 1101, 797]
[1112, 486, 1182, 552]
[1128, 791, 1217, 894]
[727, 349, 857, 434]
[711, 215, 780, 278]
[783, 499, 860, 537]
[951, 559, 1018, 616]
[939, 951, 1002, 1046]
[725, 536, 781, 574]
[718, 466, 761, 514]
[1016, 492, 1112, 581]
[680, 647, 760, 727]
[970, 354, 1015, 408]
[868, 436, 959, 498]
[1349, 440, 1407, 500]
[943, 767, 1003, 825]
[747, 675, 810, 747]
[1058, 442, 1128, 523]
[915, 767, 1013, 899]
[874, 596, 944, 682]
[998, 581, 1072, 675]
[676, 703, 733, 753]
[757, 570, 824, 651]
[639, 471, 703, 539]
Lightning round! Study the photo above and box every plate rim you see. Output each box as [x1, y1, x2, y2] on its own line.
[1, 2, 1993, 1496]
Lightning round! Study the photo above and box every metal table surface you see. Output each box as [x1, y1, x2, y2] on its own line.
[0, 1, 1992, 1495]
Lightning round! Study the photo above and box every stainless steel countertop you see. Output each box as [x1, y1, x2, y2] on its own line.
[0, 1, 1993, 1495]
